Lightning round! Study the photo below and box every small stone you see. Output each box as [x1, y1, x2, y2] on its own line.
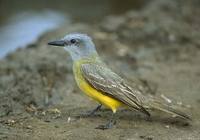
[41, 111, 46, 116]
[26, 125, 32, 129]
[7, 119, 15, 124]
[48, 108, 61, 114]
[67, 117, 71, 123]
[165, 125, 170, 128]
[7, 119, 16, 126]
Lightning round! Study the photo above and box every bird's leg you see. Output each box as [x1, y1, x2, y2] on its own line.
[95, 113, 117, 130]
[86, 104, 102, 116]
[79, 104, 102, 118]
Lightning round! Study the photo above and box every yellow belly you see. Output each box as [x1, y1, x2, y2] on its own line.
[78, 80, 123, 113]
[73, 60, 124, 113]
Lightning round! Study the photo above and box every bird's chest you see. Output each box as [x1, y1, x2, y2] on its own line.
[73, 61, 101, 98]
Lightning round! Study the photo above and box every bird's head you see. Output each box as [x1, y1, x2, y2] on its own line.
[48, 33, 97, 60]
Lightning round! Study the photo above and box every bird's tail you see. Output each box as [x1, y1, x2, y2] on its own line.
[145, 98, 191, 120]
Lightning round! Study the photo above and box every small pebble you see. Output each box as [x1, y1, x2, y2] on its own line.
[165, 125, 170, 129]
[26, 125, 32, 129]
[67, 117, 71, 123]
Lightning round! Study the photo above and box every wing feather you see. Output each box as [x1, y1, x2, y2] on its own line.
[81, 63, 150, 116]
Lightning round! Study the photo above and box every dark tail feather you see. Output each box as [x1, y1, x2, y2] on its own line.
[140, 105, 151, 117]
[148, 100, 191, 120]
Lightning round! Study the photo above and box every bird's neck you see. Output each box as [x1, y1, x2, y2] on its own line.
[72, 52, 101, 64]
[72, 53, 102, 80]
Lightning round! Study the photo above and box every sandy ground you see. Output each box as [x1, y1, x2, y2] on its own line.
[0, 0, 200, 139]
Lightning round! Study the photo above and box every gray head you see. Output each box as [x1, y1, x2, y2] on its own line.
[48, 33, 97, 61]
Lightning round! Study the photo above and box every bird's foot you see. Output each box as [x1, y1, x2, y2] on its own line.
[76, 104, 102, 118]
[95, 120, 116, 130]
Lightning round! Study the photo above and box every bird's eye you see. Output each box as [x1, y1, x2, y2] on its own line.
[70, 39, 76, 44]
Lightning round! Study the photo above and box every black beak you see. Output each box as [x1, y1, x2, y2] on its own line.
[48, 40, 65, 47]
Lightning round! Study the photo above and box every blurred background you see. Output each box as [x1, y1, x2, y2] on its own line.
[0, 0, 200, 139]
[0, 0, 147, 58]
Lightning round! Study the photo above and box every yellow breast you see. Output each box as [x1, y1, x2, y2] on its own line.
[73, 60, 124, 113]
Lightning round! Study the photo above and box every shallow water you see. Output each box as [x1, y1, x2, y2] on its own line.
[0, 11, 68, 58]
[0, 0, 147, 58]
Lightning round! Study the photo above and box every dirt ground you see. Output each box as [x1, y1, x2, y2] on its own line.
[0, 0, 200, 139]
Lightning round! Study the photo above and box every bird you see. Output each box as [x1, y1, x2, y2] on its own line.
[48, 33, 191, 129]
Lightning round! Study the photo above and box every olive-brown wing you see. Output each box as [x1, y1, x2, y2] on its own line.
[81, 63, 150, 116]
